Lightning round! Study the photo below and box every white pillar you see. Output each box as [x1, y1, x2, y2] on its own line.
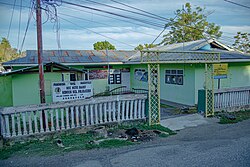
[39, 110, 44, 133]
[94, 104, 98, 124]
[121, 101, 125, 121]
[66, 107, 70, 129]
[138, 99, 142, 119]
[134, 100, 138, 119]
[60, 108, 65, 130]
[4, 115, 10, 137]
[70, 106, 75, 128]
[11, 114, 16, 137]
[117, 101, 121, 122]
[1, 114, 6, 137]
[85, 105, 89, 126]
[108, 102, 112, 122]
[28, 112, 33, 135]
[142, 99, 145, 118]
[22, 112, 27, 135]
[50, 109, 55, 132]
[56, 109, 60, 131]
[104, 103, 107, 123]
[112, 101, 116, 122]
[45, 110, 50, 132]
[130, 100, 134, 120]
[34, 111, 39, 134]
[90, 104, 94, 125]
[126, 101, 129, 120]
[99, 103, 103, 124]
[80, 106, 84, 126]
[17, 113, 22, 136]
[75, 106, 80, 127]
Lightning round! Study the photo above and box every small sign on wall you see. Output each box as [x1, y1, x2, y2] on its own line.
[52, 80, 93, 102]
[213, 63, 228, 79]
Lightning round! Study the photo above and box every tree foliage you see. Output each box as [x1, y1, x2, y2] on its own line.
[232, 32, 250, 53]
[161, 3, 222, 45]
[0, 37, 20, 63]
[93, 40, 116, 50]
[134, 43, 157, 51]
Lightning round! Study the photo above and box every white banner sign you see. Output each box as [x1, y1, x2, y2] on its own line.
[52, 80, 93, 102]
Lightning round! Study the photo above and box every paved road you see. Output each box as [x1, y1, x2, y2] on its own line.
[1, 119, 250, 167]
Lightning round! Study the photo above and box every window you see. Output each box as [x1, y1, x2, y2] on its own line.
[108, 69, 121, 84]
[62, 73, 77, 81]
[165, 69, 183, 85]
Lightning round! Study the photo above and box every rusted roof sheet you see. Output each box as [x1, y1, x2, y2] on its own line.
[3, 50, 138, 65]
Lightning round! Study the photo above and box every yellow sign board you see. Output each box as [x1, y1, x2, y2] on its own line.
[213, 63, 228, 79]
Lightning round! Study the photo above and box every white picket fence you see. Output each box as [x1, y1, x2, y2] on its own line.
[0, 94, 147, 138]
[214, 86, 250, 111]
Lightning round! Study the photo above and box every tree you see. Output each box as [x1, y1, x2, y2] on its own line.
[0, 37, 20, 63]
[232, 32, 250, 53]
[93, 40, 116, 50]
[134, 43, 157, 51]
[160, 3, 222, 45]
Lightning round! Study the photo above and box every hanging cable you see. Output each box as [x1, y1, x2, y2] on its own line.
[59, 16, 136, 49]
[17, 0, 23, 52]
[110, 0, 170, 21]
[83, 0, 168, 22]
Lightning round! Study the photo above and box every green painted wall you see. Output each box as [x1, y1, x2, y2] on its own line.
[12, 72, 62, 106]
[130, 64, 148, 90]
[0, 76, 13, 107]
[194, 62, 250, 105]
[12, 73, 40, 106]
[160, 64, 196, 106]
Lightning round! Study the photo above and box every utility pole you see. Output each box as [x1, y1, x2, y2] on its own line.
[36, 0, 45, 104]
[36, 0, 46, 129]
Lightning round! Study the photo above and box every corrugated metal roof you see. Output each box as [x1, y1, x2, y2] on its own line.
[3, 50, 138, 65]
[128, 39, 250, 62]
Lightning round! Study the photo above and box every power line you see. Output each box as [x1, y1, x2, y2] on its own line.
[224, 0, 250, 10]
[61, 5, 160, 29]
[59, 16, 136, 49]
[7, 0, 17, 39]
[59, 12, 158, 37]
[61, 1, 165, 28]
[83, 0, 168, 22]
[17, 0, 23, 51]
[110, 0, 169, 21]
[20, 0, 35, 52]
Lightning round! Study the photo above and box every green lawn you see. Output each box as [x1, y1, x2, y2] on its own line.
[218, 110, 250, 124]
[0, 123, 175, 159]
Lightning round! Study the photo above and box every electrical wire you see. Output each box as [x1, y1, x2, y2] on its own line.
[110, 0, 169, 21]
[7, 0, 17, 39]
[20, 0, 35, 52]
[61, 5, 159, 29]
[61, 1, 165, 28]
[224, 0, 250, 10]
[59, 12, 158, 37]
[83, 0, 168, 22]
[17, 0, 23, 52]
[59, 16, 136, 49]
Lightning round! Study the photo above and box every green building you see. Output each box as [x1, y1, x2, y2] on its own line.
[1, 39, 250, 107]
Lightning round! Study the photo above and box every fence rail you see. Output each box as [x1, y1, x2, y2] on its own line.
[214, 86, 250, 111]
[0, 94, 147, 138]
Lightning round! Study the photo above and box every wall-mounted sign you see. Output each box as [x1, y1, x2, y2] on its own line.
[52, 80, 93, 102]
[89, 70, 108, 80]
[213, 63, 228, 79]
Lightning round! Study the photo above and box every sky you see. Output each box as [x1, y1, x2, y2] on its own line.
[0, 0, 250, 51]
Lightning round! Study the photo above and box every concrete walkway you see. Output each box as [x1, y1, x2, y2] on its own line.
[161, 113, 212, 131]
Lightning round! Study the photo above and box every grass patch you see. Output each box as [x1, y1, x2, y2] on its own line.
[218, 110, 250, 124]
[0, 123, 175, 159]
[98, 139, 133, 148]
[160, 103, 174, 108]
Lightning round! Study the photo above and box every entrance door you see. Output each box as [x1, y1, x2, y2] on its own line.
[121, 71, 130, 89]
